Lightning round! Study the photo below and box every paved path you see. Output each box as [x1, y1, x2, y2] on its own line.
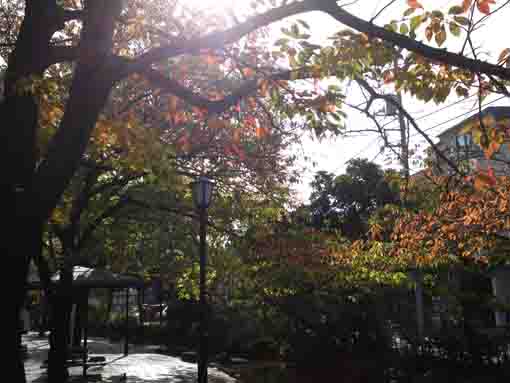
[23, 332, 235, 383]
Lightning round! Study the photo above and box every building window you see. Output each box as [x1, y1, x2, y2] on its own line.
[456, 134, 472, 149]
[456, 133, 473, 159]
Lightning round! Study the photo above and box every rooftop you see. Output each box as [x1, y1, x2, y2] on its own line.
[437, 106, 510, 138]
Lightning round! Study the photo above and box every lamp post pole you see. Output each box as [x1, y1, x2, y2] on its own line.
[198, 205, 208, 383]
[192, 176, 213, 383]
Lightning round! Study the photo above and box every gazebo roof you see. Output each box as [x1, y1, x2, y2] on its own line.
[28, 266, 144, 289]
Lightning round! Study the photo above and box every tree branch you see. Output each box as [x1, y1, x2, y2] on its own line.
[78, 195, 129, 249]
[112, 0, 320, 79]
[139, 65, 295, 115]
[319, 2, 510, 81]
[354, 77, 464, 176]
[46, 45, 79, 67]
[62, 9, 84, 23]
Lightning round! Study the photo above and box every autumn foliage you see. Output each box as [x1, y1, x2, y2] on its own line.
[392, 177, 510, 266]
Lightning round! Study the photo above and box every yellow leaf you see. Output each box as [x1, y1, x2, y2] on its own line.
[459, 122, 474, 134]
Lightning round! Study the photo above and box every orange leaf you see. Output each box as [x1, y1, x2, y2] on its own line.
[473, 170, 496, 191]
[407, 0, 423, 9]
[256, 126, 268, 139]
[498, 48, 510, 63]
[462, 0, 473, 12]
[209, 117, 227, 130]
[484, 140, 501, 159]
[232, 129, 241, 144]
[205, 54, 218, 65]
[242, 67, 255, 77]
[258, 79, 269, 97]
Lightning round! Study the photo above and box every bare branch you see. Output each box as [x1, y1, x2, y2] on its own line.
[354, 77, 464, 176]
[139, 64, 296, 115]
[370, 0, 398, 23]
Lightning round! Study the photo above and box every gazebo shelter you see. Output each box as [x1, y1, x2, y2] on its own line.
[27, 266, 144, 377]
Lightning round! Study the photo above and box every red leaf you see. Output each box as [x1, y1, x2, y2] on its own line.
[476, 0, 495, 15]
[383, 70, 395, 84]
[407, 0, 423, 9]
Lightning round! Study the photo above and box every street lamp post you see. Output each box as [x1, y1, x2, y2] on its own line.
[192, 176, 214, 383]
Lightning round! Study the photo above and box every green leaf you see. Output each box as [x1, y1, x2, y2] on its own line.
[410, 15, 423, 31]
[297, 19, 310, 29]
[385, 20, 398, 32]
[448, 5, 464, 15]
[454, 16, 470, 26]
[431, 10, 444, 19]
[291, 23, 300, 36]
[400, 23, 409, 35]
[449, 22, 461, 36]
[404, 7, 416, 17]
[274, 38, 290, 46]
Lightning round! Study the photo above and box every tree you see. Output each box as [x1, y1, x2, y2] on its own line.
[3, 1, 510, 381]
[309, 159, 399, 239]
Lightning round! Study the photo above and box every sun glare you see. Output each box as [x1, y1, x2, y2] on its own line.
[185, 0, 239, 14]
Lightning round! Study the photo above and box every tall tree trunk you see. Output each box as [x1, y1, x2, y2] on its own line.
[1, 3, 64, 381]
[1, 89, 43, 383]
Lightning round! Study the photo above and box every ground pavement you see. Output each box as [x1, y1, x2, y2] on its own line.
[22, 332, 235, 383]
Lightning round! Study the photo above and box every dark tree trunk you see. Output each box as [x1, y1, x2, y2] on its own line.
[2, 2, 122, 382]
[0, 92, 43, 383]
[47, 267, 74, 383]
[3, 209, 43, 383]
[106, 289, 113, 322]
[137, 288, 145, 325]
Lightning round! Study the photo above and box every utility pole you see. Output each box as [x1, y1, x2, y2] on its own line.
[393, 52, 410, 182]
[393, 53, 423, 342]
[396, 91, 410, 180]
